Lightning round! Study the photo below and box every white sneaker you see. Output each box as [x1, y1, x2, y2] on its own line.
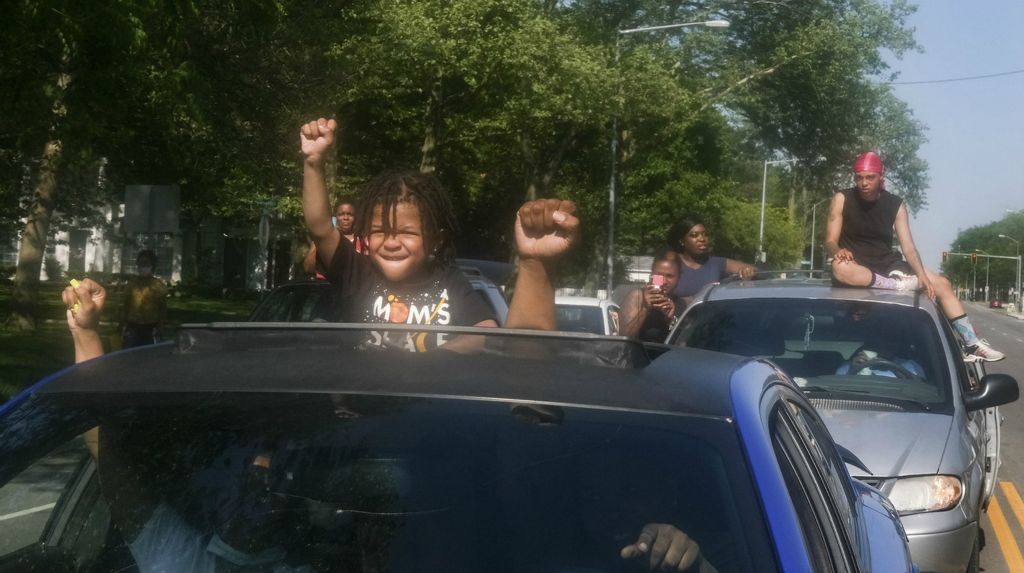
[889, 271, 919, 292]
[965, 339, 1006, 362]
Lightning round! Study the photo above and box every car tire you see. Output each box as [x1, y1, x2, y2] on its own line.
[965, 528, 980, 573]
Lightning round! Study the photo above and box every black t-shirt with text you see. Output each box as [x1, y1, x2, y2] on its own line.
[322, 237, 496, 351]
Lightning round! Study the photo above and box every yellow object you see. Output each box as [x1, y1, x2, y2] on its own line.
[69, 279, 81, 312]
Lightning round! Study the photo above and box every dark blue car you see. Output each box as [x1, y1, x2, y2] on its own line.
[0, 325, 915, 572]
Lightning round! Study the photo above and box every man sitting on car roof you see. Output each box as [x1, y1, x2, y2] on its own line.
[825, 151, 1004, 362]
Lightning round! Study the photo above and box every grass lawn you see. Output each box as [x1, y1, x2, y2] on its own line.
[0, 281, 256, 402]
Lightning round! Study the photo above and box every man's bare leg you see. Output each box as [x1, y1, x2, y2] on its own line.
[832, 259, 900, 288]
[923, 270, 1005, 360]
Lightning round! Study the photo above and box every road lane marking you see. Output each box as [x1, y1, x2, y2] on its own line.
[989, 493, 1024, 572]
[1001, 482, 1024, 529]
[0, 502, 56, 522]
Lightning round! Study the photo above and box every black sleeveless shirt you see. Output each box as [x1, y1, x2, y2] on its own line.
[838, 188, 903, 267]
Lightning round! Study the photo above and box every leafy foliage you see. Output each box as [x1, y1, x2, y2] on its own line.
[2, 0, 932, 314]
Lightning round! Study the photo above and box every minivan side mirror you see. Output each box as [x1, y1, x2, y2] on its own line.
[965, 373, 1019, 411]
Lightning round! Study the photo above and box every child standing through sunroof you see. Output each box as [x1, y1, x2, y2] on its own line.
[299, 118, 577, 349]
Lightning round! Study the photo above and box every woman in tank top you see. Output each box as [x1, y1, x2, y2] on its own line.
[668, 215, 757, 306]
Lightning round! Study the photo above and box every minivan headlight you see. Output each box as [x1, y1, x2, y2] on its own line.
[888, 475, 962, 514]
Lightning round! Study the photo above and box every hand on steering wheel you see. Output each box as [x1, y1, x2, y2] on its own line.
[857, 358, 918, 379]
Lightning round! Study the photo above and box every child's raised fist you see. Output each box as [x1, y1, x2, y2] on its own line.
[299, 118, 338, 165]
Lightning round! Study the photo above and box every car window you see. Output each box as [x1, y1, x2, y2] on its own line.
[472, 283, 509, 326]
[0, 439, 89, 558]
[782, 398, 858, 555]
[607, 306, 620, 335]
[770, 402, 855, 573]
[555, 304, 606, 334]
[0, 393, 773, 573]
[675, 299, 952, 412]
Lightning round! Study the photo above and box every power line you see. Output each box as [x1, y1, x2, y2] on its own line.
[886, 68, 1024, 85]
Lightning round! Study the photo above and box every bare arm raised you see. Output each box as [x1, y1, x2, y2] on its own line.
[506, 199, 580, 330]
[300, 118, 342, 267]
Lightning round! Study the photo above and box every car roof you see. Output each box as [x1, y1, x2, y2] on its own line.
[33, 324, 754, 420]
[698, 277, 939, 317]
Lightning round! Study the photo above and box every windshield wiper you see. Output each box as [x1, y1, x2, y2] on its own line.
[800, 386, 870, 395]
[801, 387, 931, 411]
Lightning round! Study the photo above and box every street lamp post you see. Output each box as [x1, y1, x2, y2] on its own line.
[975, 249, 991, 302]
[606, 19, 729, 297]
[809, 198, 828, 271]
[758, 158, 798, 263]
[986, 257, 991, 302]
[998, 234, 1021, 312]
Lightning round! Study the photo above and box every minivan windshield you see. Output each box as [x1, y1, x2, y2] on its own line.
[673, 299, 951, 412]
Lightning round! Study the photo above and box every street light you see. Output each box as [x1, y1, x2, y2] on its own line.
[998, 234, 1021, 311]
[606, 19, 730, 297]
[758, 158, 798, 263]
[809, 198, 829, 270]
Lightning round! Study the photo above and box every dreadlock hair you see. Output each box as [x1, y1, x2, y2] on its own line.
[666, 215, 705, 253]
[354, 169, 458, 265]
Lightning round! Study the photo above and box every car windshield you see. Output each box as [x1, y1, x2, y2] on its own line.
[673, 299, 951, 412]
[555, 305, 606, 334]
[0, 393, 770, 573]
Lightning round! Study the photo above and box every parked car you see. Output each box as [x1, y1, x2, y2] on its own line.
[554, 296, 620, 335]
[667, 277, 1019, 573]
[249, 260, 511, 325]
[0, 324, 917, 572]
[988, 299, 1002, 309]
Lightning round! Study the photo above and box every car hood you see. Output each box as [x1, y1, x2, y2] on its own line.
[815, 407, 953, 478]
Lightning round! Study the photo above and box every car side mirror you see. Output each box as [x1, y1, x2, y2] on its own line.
[965, 373, 1019, 411]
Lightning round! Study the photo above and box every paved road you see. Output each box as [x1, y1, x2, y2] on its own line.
[965, 303, 1024, 573]
[0, 438, 85, 555]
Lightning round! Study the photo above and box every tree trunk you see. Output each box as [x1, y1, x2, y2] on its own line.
[8, 70, 70, 330]
[419, 76, 443, 173]
[9, 139, 63, 329]
[522, 128, 576, 202]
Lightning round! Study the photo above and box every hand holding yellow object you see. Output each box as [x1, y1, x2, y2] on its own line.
[62, 278, 105, 331]
[69, 279, 81, 312]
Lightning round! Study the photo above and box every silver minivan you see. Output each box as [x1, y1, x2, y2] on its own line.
[667, 278, 1018, 573]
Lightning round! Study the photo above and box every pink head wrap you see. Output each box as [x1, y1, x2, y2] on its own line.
[853, 151, 884, 174]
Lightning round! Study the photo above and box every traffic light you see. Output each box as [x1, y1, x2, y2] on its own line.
[942, 251, 949, 262]
[971, 252, 978, 264]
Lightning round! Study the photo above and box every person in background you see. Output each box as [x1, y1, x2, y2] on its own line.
[303, 199, 366, 278]
[620, 249, 683, 342]
[668, 216, 756, 308]
[826, 151, 1004, 361]
[121, 250, 167, 348]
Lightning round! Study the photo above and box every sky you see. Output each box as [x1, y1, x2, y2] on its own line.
[885, 0, 1024, 268]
